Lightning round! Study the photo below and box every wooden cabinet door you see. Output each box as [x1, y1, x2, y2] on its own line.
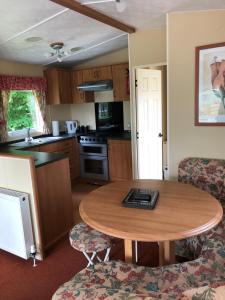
[69, 139, 80, 180]
[36, 158, 73, 250]
[39, 143, 58, 153]
[58, 70, 72, 104]
[108, 139, 132, 181]
[82, 68, 94, 82]
[45, 69, 60, 105]
[45, 68, 72, 104]
[37, 139, 79, 180]
[25, 146, 40, 151]
[95, 66, 112, 80]
[72, 70, 94, 104]
[112, 63, 130, 101]
[83, 66, 112, 82]
[57, 139, 80, 180]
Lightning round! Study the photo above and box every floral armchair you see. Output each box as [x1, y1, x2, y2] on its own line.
[52, 224, 225, 299]
[175, 157, 225, 260]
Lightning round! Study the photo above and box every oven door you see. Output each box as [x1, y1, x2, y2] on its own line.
[80, 143, 107, 156]
[80, 154, 109, 181]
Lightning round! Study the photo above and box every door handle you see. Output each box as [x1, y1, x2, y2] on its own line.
[136, 132, 139, 139]
[158, 133, 163, 137]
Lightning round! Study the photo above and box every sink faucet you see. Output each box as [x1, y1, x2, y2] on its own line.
[25, 128, 33, 143]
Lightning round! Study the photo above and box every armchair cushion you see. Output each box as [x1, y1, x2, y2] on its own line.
[176, 158, 225, 260]
[181, 282, 225, 300]
[69, 222, 112, 253]
[178, 158, 225, 202]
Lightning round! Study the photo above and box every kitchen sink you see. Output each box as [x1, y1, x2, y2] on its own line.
[33, 136, 63, 143]
[42, 136, 63, 141]
[10, 136, 64, 148]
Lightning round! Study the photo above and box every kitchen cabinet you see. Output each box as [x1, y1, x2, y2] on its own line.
[39, 139, 79, 180]
[108, 139, 132, 181]
[36, 158, 73, 251]
[57, 139, 80, 180]
[45, 68, 72, 105]
[71, 70, 94, 104]
[112, 63, 130, 101]
[82, 66, 112, 82]
[26, 146, 40, 151]
[39, 143, 58, 153]
[27, 138, 80, 180]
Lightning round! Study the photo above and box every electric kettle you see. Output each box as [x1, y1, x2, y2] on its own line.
[65, 120, 78, 134]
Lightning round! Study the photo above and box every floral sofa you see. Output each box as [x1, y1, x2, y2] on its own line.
[52, 157, 225, 299]
[175, 157, 225, 260]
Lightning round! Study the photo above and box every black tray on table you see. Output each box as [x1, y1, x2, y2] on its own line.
[122, 188, 159, 210]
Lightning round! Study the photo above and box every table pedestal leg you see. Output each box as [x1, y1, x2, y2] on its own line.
[124, 239, 133, 263]
[158, 241, 175, 266]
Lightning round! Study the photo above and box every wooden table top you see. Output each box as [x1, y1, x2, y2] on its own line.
[79, 180, 223, 242]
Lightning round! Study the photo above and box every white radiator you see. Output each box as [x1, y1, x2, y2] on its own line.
[0, 187, 34, 259]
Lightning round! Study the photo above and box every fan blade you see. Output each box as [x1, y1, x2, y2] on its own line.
[44, 52, 54, 58]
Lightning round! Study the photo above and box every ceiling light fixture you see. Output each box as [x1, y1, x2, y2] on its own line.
[81, 0, 127, 13]
[45, 42, 68, 62]
[25, 36, 43, 43]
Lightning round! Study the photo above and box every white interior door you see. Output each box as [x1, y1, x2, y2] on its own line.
[136, 68, 162, 179]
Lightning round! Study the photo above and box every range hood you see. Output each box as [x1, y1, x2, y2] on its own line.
[77, 80, 113, 92]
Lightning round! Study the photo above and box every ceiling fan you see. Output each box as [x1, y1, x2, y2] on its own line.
[45, 42, 82, 62]
[80, 0, 127, 13]
[44, 42, 68, 62]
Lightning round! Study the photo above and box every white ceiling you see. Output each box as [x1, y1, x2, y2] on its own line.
[0, 0, 225, 67]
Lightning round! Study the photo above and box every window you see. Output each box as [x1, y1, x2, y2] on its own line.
[7, 91, 44, 137]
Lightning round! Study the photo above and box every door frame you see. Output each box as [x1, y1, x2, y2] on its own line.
[130, 62, 167, 179]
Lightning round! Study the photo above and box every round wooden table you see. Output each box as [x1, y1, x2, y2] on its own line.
[79, 180, 223, 265]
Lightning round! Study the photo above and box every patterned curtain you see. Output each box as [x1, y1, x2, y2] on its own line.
[0, 90, 10, 142]
[32, 90, 50, 134]
[0, 75, 47, 91]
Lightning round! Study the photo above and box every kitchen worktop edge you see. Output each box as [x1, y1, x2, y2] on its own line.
[0, 134, 77, 167]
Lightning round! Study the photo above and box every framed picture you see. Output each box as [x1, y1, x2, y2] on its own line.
[195, 42, 225, 126]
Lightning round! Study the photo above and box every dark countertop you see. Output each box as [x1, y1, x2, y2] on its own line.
[0, 131, 131, 168]
[0, 134, 77, 168]
[106, 131, 131, 140]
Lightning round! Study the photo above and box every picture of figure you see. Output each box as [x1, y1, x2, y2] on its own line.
[196, 42, 225, 125]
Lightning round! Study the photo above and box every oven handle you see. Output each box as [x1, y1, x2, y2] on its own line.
[80, 153, 108, 158]
[79, 143, 108, 156]
[80, 154, 108, 159]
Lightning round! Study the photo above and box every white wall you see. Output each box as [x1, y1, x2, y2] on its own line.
[0, 59, 43, 76]
[74, 48, 128, 69]
[70, 103, 95, 129]
[49, 104, 72, 131]
[167, 10, 225, 179]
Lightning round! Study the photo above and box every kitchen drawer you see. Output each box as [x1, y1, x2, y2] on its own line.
[26, 146, 40, 152]
[57, 140, 73, 150]
[39, 143, 58, 153]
